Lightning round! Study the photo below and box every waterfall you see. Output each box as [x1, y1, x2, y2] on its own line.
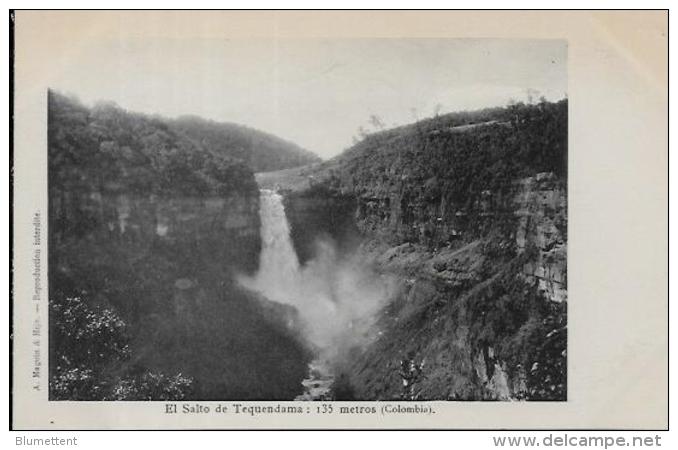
[239, 189, 340, 347]
[239, 188, 396, 399]
[239, 188, 395, 352]
[243, 189, 302, 304]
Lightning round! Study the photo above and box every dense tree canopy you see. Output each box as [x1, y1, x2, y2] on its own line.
[170, 116, 320, 173]
[335, 99, 567, 204]
[50, 295, 193, 400]
[48, 91, 261, 198]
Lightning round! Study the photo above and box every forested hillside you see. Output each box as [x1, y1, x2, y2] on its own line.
[279, 99, 568, 400]
[47, 89, 568, 401]
[48, 91, 312, 400]
[171, 116, 320, 172]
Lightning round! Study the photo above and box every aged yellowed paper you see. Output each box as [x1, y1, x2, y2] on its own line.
[12, 10, 667, 430]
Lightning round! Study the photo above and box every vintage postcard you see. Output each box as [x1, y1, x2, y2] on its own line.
[11, 10, 667, 430]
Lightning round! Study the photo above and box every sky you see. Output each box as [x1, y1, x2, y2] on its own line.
[52, 39, 567, 159]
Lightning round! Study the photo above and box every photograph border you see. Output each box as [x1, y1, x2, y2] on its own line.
[9, 8, 668, 431]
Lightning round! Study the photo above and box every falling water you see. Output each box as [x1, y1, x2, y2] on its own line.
[240, 189, 340, 339]
[239, 189, 334, 399]
[239, 188, 395, 399]
[243, 189, 302, 304]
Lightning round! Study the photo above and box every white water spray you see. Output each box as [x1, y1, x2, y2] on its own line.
[245, 189, 303, 302]
[239, 189, 395, 351]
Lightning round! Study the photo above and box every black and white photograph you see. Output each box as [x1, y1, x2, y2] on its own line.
[10, 9, 668, 433]
[46, 37, 567, 402]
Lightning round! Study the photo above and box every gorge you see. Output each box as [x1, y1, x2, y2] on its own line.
[48, 91, 567, 401]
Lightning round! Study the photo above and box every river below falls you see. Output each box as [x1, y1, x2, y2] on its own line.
[295, 359, 335, 401]
[240, 189, 339, 401]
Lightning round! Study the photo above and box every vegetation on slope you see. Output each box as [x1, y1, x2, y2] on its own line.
[311, 100, 567, 243]
[48, 91, 312, 400]
[286, 100, 568, 400]
[50, 295, 194, 400]
[48, 91, 259, 200]
[171, 116, 321, 173]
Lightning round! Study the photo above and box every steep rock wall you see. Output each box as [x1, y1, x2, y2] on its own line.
[282, 191, 360, 264]
[49, 188, 312, 400]
[52, 191, 261, 272]
[280, 167, 567, 400]
[332, 172, 567, 400]
[514, 173, 567, 303]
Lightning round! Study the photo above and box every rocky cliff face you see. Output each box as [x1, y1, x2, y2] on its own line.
[50, 187, 312, 399]
[279, 173, 566, 401]
[282, 192, 360, 264]
[271, 100, 568, 401]
[52, 190, 261, 273]
[515, 173, 567, 304]
[333, 172, 567, 401]
[48, 91, 314, 400]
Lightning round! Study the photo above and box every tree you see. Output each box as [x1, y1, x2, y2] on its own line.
[368, 114, 385, 131]
[50, 295, 193, 400]
[50, 296, 130, 400]
[110, 372, 194, 401]
[433, 103, 443, 118]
